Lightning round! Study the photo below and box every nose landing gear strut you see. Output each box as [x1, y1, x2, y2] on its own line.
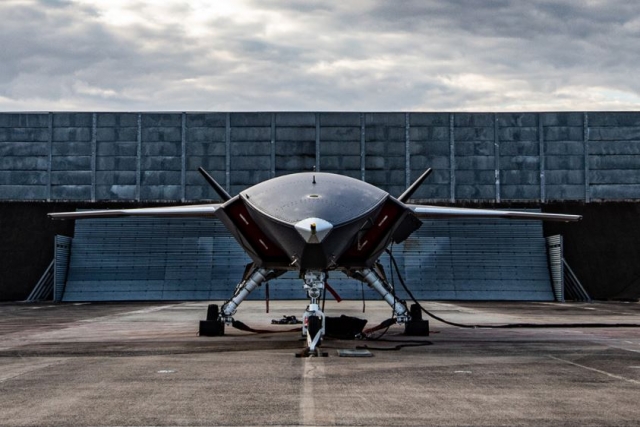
[298, 271, 328, 357]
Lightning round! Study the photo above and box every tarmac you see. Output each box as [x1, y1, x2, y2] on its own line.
[1, 299, 640, 426]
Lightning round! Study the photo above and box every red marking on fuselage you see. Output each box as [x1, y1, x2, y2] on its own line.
[339, 199, 404, 264]
[225, 199, 288, 261]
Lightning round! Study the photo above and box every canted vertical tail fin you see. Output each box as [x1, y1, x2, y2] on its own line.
[398, 168, 432, 203]
[198, 167, 232, 202]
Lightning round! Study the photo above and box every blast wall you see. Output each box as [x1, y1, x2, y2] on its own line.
[2, 112, 640, 203]
[2, 111, 639, 301]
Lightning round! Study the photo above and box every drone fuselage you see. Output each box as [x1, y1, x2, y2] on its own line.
[215, 172, 422, 272]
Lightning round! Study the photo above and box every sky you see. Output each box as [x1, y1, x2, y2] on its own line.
[1, 0, 640, 112]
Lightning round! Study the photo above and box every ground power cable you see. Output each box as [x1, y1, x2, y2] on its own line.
[356, 341, 433, 351]
[384, 248, 640, 329]
[232, 320, 302, 334]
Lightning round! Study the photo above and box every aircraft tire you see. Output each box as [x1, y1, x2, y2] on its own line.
[410, 303, 423, 321]
[206, 304, 219, 321]
[199, 319, 225, 336]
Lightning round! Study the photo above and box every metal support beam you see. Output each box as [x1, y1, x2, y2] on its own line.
[449, 113, 456, 203]
[584, 112, 590, 202]
[53, 235, 71, 302]
[47, 112, 52, 201]
[91, 113, 97, 202]
[181, 112, 186, 202]
[225, 113, 231, 192]
[405, 113, 411, 189]
[270, 113, 276, 178]
[546, 235, 564, 302]
[136, 113, 142, 201]
[315, 113, 320, 172]
[494, 113, 501, 203]
[539, 113, 546, 203]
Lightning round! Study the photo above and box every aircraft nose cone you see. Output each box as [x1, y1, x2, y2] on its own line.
[294, 217, 333, 243]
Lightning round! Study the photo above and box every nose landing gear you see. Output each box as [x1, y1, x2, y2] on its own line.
[298, 271, 328, 357]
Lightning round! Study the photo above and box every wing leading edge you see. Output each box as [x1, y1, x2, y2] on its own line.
[409, 205, 581, 222]
[48, 204, 221, 220]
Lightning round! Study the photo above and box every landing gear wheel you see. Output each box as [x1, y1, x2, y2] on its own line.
[200, 304, 224, 336]
[199, 319, 225, 336]
[206, 304, 219, 321]
[405, 304, 429, 336]
[308, 315, 322, 347]
[409, 303, 423, 321]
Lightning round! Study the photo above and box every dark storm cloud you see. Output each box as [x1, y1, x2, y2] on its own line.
[1, 0, 639, 110]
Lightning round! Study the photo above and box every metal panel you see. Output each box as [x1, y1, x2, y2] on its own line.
[60, 212, 553, 302]
[546, 234, 591, 302]
[63, 217, 249, 301]
[402, 214, 554, 301]
[546, 235, 564, 301]
[4, 111, 640, 202]
[54, 235, 72, 302]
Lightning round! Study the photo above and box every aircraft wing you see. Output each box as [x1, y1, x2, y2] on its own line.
[48, 204, 221, 220]
[408, 205, 582, 222]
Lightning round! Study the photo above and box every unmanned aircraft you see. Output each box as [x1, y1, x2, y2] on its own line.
[49, 168, 581, 355]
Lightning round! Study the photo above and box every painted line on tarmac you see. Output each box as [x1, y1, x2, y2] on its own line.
[79, 304, 177, 323]
[301, 358, 322, 425]
[589, 338, 640, 354]
[0, 358, 68, 384]
[549, 355, 640, 385]
[300, 357, 335, 426]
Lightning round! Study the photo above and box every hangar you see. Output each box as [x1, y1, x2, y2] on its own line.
[2, 112, 639, 302]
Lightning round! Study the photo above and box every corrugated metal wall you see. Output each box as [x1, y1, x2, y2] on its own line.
[54, 235, 71, 302]
[59, 214, 553, 302]
[404, 218, 552, 300]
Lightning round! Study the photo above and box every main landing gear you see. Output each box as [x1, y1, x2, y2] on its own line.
[199, 265, 280, 337]
[351, 266, 429, 337]
[199, 264, 428, 350]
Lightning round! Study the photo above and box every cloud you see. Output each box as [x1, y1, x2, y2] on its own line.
[0, 0, 639, 111]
